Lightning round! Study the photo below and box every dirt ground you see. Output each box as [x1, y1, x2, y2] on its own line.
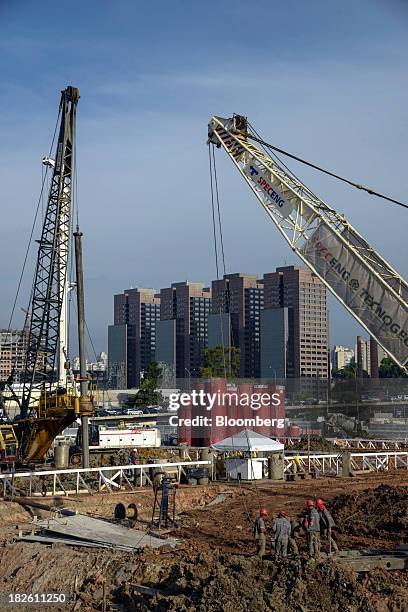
[0, 472, 407, 611]
[289, 436, 339, 452]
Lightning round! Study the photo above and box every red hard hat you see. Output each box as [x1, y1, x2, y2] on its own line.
[278, 511, 286, 517]
[306, 499, 314, 507]
[316, 498, 325, 509]
[260, 507, 268, 517]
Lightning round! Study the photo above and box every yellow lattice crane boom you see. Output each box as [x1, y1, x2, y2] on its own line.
[208, 115, 408, 370]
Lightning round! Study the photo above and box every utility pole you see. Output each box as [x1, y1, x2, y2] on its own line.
[74, 227, 90, 469]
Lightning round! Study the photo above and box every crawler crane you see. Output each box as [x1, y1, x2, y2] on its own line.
[208, 115, 408, 370]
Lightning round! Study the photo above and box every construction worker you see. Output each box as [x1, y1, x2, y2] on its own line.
[288, 517, 300, 556]
[310, 465, 320, 479]
[127, 448, 138, 478]
[304, 499, 320, 558]
[316, 498, 339, 554]
[294, 454, 303, 472]
[254, 508, 268, 560]
[128, 448, 138, 465]
[272, 511, 291, 559]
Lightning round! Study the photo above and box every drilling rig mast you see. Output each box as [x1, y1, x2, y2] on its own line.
[14, 86, 94, 463]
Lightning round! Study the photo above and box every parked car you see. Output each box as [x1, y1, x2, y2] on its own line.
[106, 408, 121, 415]
[95, 408, 120, 417]
[95, 409, 110, 417]
[146, 406, 162, 413]
[122, 407, 143, 416]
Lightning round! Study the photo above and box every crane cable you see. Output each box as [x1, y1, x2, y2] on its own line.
[208, 144, 227, 379]
[211, 146, 227, 278]
[208, 144, 263, 522]
[248, 130, 408, 211]
[208, 144, 220, 280]
[211, 145, 237, 379]
[67, 128, 80, 360]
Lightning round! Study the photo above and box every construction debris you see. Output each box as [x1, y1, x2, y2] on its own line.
[336, 548, 408, 571]
[206, 493, 229, 507]
[18, 512, 177, 551]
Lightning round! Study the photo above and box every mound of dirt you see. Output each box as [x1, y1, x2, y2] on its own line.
[294, 436, 338, 452]
[117, 549, 408, 612]
[3, 542, 405, 612]
[0, 501, 32, 525]
[331, 484, 408, 542]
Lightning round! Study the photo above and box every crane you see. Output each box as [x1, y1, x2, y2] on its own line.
[207, 115, 408, 370]
[12, 86, 94, 464]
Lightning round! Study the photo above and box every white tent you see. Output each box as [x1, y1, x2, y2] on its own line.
[211, 428, 284, 453]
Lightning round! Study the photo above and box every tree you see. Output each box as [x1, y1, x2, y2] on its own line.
[332, 359, 368, 379]
[331, 359, 357, 380]
[379, 357, 407, 378]
[200, 346, 240, 378]
[144, 361, 162, 384]
[126, 362, 164, 407]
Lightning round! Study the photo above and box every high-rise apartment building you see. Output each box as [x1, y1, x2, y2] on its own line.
[209, 273, 264, 378]
[0, 329, 27, 382]
[356, 335, 370, 377]
[355, 336, 388, 377]
[108, 288, 160, 388]
[261, 266, 329, 378]
[331, 345, 354, 371]
[156, 282, 211, 378]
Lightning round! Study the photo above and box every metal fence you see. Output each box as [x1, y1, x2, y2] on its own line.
[283, 451, 408, 476]
[1, 451, 408, 498]
[0, 460, 212, 499]
[284, 454, 341, 476]
[283, 437, 408, 450]
[350, 452, 408, 472]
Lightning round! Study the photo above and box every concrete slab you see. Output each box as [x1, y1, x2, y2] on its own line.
[336, 548, 408, 572]
[36, 514, 177, 549]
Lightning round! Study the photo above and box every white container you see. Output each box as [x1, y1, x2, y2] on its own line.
[225, 457, 263, 480]
[94, 427, 161, 449]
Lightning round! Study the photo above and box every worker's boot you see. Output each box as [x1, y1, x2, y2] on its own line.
[330, 537, 339, 554]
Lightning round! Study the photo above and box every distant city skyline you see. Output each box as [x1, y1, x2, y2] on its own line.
[107, 268, 329, 387]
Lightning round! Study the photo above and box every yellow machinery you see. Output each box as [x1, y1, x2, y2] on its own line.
[0, 424, 18, 466]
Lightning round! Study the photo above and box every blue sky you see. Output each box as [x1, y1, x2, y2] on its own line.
[1, 0, 407, 356]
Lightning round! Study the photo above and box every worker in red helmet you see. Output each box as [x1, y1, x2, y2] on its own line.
[316, 498, 324, 509]
[254, 508, 268, 560]
[303, 499, 320, 558]
[316, 498, 339, 554]
[272, 511, 291, 559]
